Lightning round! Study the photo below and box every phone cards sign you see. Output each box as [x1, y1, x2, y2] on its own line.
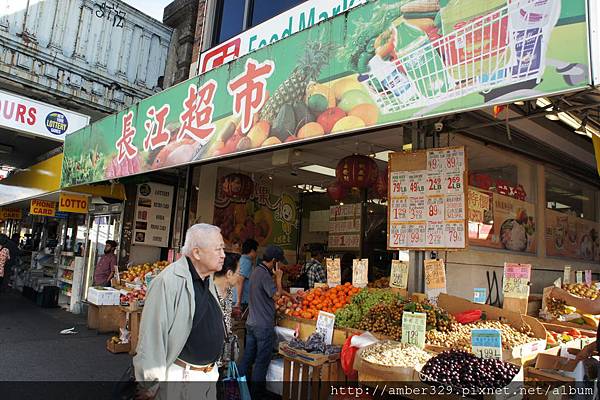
[133, 183, 174, 247]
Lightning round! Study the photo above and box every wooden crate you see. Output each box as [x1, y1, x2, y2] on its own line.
[279, 344, 345, 400]
[87, 304, 123, 333]
[106, 339, 131, 354]
[277, 315, 348, 345]
[119, 307, 143, 355]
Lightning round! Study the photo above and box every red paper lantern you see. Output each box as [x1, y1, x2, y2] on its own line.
[373, 168, 388, 200]
[326, 181, 347, 202]
[222, 173, 254, 201]
[335, 154, 379, 190]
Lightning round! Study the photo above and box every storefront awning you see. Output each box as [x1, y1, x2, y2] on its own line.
[0, 154, 126, 207]
[60, 0, 592, 187]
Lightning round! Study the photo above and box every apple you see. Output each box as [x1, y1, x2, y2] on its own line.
[284, 135, 299, 143]
[317, 107, 346, 134]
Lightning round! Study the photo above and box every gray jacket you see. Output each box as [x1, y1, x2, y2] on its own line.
[133, 256, 222, 385]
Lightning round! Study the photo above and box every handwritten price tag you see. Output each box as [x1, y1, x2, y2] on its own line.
[576, 271, 583, 284]
[326, 258, 341, 288]
[402, 312, 427, 349]
[390, 260, 409, 289]
[426, 221, 444, 247]
[389, 224, 408, 248]
[471, 329, 502, 360]
[564, 266, 571, 284]
[408, 196, 426, 221]
[424, 259, 446, 290]
[443, 148, 465, 172]
[427, 197, 444, 222]
[427, 150, 445, 172]
[444, 172, 464, 194]
[315, 311, 336, 345]
[445, 194, 465, 220]
[352, 259, 368, 288]
[503, 263, 531, 299]
[407, 172, 426, 197]
[585, 270, 592, 286]
[426, 172, 444, 195]
[390, 198, 408, 222]
[443, 222, 465, 248]
[390, 172, 407, 198]
[473, 288, 487, 304]
[407, 224, 426, 247]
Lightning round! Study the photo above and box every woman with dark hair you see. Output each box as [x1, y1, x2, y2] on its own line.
[214, 252, 242, 368]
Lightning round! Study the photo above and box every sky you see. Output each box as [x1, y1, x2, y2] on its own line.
[122, 0, 172, 22]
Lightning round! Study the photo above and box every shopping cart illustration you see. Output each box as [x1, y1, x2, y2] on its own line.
[360, 0, 561, 114]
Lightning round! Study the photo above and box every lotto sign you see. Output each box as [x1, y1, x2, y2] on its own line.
[30, 200, 56, 216]
[352, 259, 368, 288]
[388, 147, 467, 250]
[390, 260, 409, 289]
[326, 258, 341, 288]
[401, 312, 426, 349]
[58, 193, 89, 213]
[502, 263, 531, 300]
[471, 329, 502, 360]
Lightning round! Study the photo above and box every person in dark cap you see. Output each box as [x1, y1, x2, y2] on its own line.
[239, 244, 296, 396]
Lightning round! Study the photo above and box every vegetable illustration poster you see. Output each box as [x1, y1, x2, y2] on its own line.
[62, 0, 590, 187]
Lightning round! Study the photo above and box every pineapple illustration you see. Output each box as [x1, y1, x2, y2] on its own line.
[260, 40, 335, 123]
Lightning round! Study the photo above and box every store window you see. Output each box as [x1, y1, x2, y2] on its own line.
[450, 136, 538, 254]
[545, 170, 600, 263]
[213, 0, 306, 45]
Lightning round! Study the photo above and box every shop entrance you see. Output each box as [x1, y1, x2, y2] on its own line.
[84, 207, 123, 296]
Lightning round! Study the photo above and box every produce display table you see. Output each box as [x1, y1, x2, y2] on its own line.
[279, 343, 343, 400]
[87, 303, 123, 333]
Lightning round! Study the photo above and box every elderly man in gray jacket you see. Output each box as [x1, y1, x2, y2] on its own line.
[134, 223, 226, 400]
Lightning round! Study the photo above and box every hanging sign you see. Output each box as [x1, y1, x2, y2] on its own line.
[424, 259, 447, 304]
[401, 312, 426, 349]
[328, 203, 361, 251]
[585, 270, 592, 286]
[576, 271, 583, 284]
[0, 207, 22, 220]
[315, 311, 336, 345]
[564, 266, 572, 284]
[471, 329, 502, 360]
[473, 288, 487, 304]
[352, 259, 368, 288]
[388, 147, 467, 250]
[133, 183, 174, 247]
[30, 199, 56, 216]
[502, 263, 531, 299]
[389, 260, 409, 289]
[326, 258, 341, 288]
[58, 193, 89, 213]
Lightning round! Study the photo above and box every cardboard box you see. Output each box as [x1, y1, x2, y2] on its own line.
[528, 353, 578, 382]
[87, 304, 124, 333]
[87, 287, 120, 306]
[106, 339, 131, 354]
[119, 307, 142, 356]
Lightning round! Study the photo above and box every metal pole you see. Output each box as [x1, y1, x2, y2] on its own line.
[408, 121, 426, 294]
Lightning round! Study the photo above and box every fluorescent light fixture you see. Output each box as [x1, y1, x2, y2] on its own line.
[545, 112, 560, 121]
[558, 112, 580, 129]
[374, 150, 393, 162]
[295, 184, 326, 193]
[514, 100, 525, 106]
[536, 97, 551, 108]
[299, 164, 336, 177]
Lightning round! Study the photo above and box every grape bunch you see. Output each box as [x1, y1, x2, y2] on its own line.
[287, 333, 340, 355]
[421, 350, 520, 393]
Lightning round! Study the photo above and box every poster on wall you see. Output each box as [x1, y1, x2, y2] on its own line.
[388, 146, 467, 250]
[468, 189, 536, 254]
[213, 174, 298, 251]
[133, 183, 174, 247]
[61, 0, 590, 188]
[328, 203, 361, 251]
[545, 209, 600, 263]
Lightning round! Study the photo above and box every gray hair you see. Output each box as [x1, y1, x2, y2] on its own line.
[181, 224, 222, 256]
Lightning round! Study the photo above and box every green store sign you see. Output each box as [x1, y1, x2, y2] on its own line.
[61, 0, 590, 187]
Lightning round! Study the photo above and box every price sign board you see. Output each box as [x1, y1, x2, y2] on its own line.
[315, 311, 336, 345]
[576, 271, 583, 284]
[326, 258, 341, 287]
[402, 312, 427, 349]
[502, 263, 531, 300]
[473, 288, 487, 304]
[585, 270, 592, 286]
[564, 266, 571, 284]
[329, 204, 362, 251]
[390, 260, 409, 289]
[388, 146, 467, 250]
[471, 329, 502, 360]
[352, 259, 368, 288]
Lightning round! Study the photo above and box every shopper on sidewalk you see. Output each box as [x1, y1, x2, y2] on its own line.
[213, 252, 242, 369]
[134, 224, 225, 400]
[233, 238, 258, 314]
[93, 240, 118, 286]
[239, 245, 296, 397]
